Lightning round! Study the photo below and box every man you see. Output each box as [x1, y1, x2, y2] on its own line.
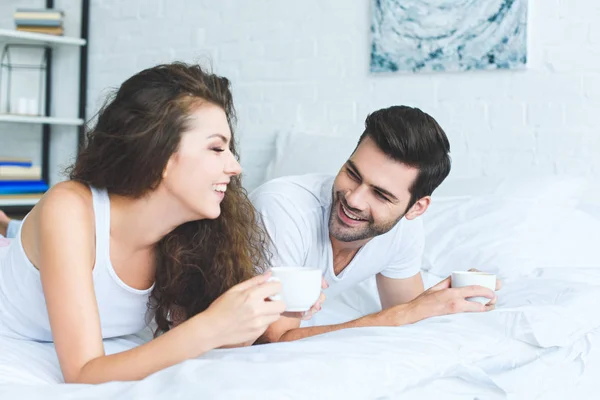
[252, 105, 500, 343]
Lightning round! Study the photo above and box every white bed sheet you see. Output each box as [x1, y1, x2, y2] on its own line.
[395, 326, 600, 400]
[1, 269, 600, 399]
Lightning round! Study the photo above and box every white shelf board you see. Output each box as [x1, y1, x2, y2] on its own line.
[0, 28, 86, 46]
[0, 197, 40, 207]
[0, 114, 83, 126]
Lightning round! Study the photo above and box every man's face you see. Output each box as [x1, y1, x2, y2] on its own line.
[329, 137, 419, 243]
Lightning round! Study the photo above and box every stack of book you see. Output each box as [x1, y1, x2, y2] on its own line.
[0, 157, 48, 201]
[13, 8, 64, 36]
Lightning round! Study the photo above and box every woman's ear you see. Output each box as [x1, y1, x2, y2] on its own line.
[405, 196, 431, 220]
[162, 156, 174, 180]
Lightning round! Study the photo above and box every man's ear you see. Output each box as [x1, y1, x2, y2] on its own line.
[404, 196, 431, 220]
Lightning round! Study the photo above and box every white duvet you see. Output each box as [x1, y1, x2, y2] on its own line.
[1, 178, 599, 399]
[1, 268, 599, 399]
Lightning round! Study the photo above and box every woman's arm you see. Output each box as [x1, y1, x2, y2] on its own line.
[31, 182, 284, 383]
[73, 313, 223, 383]
[33, 183, 216, 382]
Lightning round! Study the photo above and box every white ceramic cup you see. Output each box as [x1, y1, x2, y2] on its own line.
[268, 267, 322, 312]
[450, 271, 497, 305]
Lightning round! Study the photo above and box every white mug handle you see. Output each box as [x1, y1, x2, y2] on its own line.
[267, 276, 281, 301]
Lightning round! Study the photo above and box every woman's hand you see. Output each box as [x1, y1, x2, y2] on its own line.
[203, 272, 286, 347]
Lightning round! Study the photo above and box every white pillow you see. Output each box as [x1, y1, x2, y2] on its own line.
[434, 174, 589, 208]
[264, 131, 357, 181]
[266, 132, 591, 210]
[422, 177, 600, 280]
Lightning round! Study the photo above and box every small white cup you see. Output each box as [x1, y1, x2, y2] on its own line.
[17, 98, 28, 115]
[268, 267, 322, 312]
[27, 98, 38, 115]
[450, 271, 497, 305]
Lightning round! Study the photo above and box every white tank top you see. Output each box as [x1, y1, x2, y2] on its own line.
[0, 187, 154, 341]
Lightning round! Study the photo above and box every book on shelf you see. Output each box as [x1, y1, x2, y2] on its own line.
[0, 165, 42, 180]
[16, 26, 64, 35]
[0, 193, 42, 200]
[0, 180, 49, 195]
[14, 19, 62, 27]
[13, 8, 64, 36]
[14, 9, 64, 20]
[0, 157, 33, 168]
[0, 159, 47, 197]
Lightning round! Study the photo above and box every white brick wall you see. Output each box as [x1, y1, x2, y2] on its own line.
[3, 0, 599, 193]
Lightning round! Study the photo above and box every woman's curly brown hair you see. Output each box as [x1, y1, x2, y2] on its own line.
[67, 62, 271, 335]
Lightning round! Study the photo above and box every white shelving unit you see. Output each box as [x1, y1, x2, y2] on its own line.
[0, 28, 86, 47]
[0, 30, 86, 128]
[0, 114, 83, 126]
[0, 3, 89, 210]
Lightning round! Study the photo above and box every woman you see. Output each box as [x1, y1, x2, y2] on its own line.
[0, 62, 298, 384]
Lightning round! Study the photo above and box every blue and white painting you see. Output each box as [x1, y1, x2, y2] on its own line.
[370, 0, 528, 73]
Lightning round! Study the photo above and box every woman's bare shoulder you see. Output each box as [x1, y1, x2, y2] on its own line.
[26, 181, 95, 236]
[22, 181, 96, 269]
[44, 180, 92, 203]
[36, 181, 93, 215]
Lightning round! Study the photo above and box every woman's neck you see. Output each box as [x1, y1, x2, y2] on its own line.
[109, 187, 197, 251]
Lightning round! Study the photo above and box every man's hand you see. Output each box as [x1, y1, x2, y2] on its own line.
[467, 268, 502, 307]
[282, 277, 328, 320]
[380, 274, 499, 326]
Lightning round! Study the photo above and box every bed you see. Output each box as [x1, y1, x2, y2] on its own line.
[0, 266, 599, 399]
[1, 133, 599, 398]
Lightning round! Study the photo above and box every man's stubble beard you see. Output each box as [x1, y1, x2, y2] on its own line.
[328, 190, 403, 242]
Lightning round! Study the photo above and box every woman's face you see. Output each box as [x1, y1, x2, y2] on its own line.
[162, 103, 242, 219]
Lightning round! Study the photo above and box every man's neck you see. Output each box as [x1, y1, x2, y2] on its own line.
[329, 234, 370, 276]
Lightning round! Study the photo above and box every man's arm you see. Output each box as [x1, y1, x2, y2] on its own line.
[262, 273, 423, 343]
[262, 306, 412, 343]
[376, 272, 424, 309]
[260, 276, 497, 343]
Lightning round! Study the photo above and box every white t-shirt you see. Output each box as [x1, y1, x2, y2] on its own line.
[250, 174, 424, 300]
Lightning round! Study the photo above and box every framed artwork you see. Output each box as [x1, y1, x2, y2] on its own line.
[370, 0, 528, 73]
